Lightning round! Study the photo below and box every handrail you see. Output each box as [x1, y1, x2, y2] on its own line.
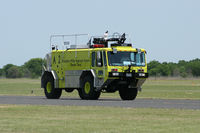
[50, 34, 89, 51]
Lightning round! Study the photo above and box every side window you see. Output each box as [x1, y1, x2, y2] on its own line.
[92, 52, 95, 67]
[130, 53, 135, 62]
[96, 51, 103, 67]
[141, 52, 145, 66]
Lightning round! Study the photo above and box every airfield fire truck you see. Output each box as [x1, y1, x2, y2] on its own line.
[41, 32, 148, 100]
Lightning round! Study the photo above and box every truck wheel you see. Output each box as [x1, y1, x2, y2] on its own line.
[44, 76, 62, 99]
[78, 76, 101, 100]
[119, 87, 138, 100]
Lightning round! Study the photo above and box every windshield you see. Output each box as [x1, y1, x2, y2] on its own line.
[107, 51, 145, 66]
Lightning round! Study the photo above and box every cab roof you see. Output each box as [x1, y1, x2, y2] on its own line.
[52, 46, 146, 53]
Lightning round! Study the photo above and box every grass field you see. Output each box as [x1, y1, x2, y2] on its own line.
[0, 78, 200, 133]
[140, 78, 200, 99]
[0, 105, 200, 133]
[0, 78, 199, 99]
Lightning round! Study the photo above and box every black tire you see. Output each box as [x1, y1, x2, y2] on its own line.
[78, 76, 101, 100]
[44, 76, 62, 99]
[119, 86, 138, 100]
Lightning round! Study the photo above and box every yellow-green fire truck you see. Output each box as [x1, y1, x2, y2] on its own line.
[41, 32, 148, 100]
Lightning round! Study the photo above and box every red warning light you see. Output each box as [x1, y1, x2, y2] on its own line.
[93, 44, 105, 48]
[111, 69, 118, 72]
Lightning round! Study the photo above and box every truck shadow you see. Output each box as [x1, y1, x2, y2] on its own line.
[58, 97, 123, 101]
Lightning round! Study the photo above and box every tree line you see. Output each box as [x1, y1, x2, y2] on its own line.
[0, 58, 200, 78]
[0, 58, 44, 78]
[148, 58, 200, 77]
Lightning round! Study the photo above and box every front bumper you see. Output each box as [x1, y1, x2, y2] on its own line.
[108, 72, 148, 78]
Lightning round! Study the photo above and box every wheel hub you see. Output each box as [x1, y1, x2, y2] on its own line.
[46, 82, 52, 93]
[84, 82, 90, 94]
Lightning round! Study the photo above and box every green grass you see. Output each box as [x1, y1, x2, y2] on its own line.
[0, 79, 200, 133]
[0, 105, 200, 133]
[0, 78, 42, 96]
[139, 78, 200, 99]
[0, 78, 200, 99]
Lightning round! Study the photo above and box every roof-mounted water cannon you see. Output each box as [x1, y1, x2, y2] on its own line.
[88, 31, 131, 48]
[104, 30, 109, 40]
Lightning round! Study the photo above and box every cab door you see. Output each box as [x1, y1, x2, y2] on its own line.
[91, 51, 106, 78]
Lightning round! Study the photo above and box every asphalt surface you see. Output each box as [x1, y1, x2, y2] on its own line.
[0, 96, 200, 109]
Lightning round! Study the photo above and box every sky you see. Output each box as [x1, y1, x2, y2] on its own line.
[0, 0, 200, 68]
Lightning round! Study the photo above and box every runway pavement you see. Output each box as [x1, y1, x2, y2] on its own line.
[0, 96, 199, 109]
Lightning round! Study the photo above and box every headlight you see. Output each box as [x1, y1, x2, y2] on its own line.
[139, 73, 145, 77]
[112, 72, 119, 76]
